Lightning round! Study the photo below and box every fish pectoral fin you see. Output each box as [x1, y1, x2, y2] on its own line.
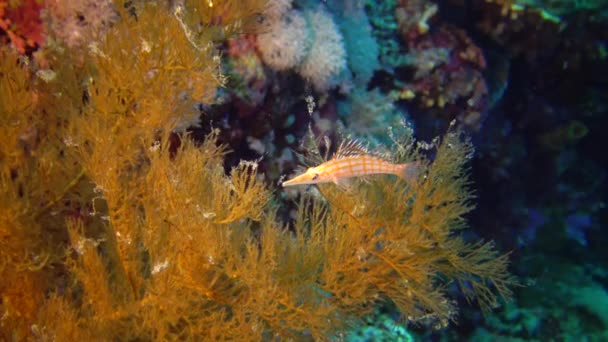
[332, 177, 354, 190]
[359, 175, 373, 184]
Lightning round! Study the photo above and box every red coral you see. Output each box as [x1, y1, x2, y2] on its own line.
[0, 0, 45, 53]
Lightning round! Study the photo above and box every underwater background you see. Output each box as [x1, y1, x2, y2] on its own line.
[0, 0, 606, 341]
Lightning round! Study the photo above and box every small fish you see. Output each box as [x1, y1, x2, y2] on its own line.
[282, 140, 420, 187]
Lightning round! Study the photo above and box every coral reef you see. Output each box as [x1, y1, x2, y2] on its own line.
[395, 24, 489, 131]
[3, 0, 605, 340]
[0, 1, 513, 340]
[365, 0, 408, 69]
[468, 256, 608, 340]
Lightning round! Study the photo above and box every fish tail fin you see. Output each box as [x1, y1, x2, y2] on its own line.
[396, 161, 422, 183]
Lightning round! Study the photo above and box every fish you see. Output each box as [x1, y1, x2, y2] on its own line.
[282, 140, 420, 187]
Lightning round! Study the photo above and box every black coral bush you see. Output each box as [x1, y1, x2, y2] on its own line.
[0, 1, 511, 340]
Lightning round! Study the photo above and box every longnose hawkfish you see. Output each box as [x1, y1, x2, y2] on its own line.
[282, 140, 420, 187]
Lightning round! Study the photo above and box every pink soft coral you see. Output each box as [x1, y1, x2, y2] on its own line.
[45, 0, 117, 47]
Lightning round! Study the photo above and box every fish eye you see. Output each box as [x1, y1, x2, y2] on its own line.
[255, 13, 266, 24]
[312, 173, 319, 181]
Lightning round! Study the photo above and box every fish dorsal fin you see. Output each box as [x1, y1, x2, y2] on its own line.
[334, 139, 369, 159]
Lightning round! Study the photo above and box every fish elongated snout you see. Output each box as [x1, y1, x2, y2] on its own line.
[282, 172, 318, 187]
[281, 178, 299, 187]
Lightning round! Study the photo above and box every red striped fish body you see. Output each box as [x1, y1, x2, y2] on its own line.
[282, 140, 418, 187]
[320, 155, 403, 179]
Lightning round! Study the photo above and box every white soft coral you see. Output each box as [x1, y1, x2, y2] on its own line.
[263, 0, 293, 20]
[256, 10, 309, 71]
[298, 7, 347, 92]
[256, 5, 347, 92]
